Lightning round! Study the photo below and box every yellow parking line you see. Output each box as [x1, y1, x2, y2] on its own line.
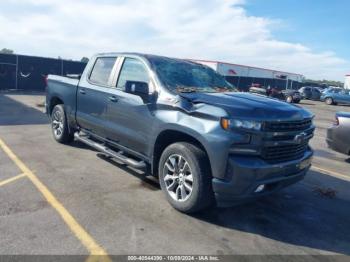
[312, 165, 350, 182]
[0, 138, 111, 262]
[0, 173, 26, 187]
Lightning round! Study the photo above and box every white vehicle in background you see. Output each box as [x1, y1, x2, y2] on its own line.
[345, 74, 350, 90]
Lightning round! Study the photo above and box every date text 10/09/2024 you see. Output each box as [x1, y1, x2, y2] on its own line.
[127, 255, 220, 261]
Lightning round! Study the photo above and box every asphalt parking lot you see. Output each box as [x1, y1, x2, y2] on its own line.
[0, 92, 350, 259]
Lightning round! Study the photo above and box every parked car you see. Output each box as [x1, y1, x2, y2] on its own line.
[321, 89, 350, 105]
[326, 112, 350, 156]
[249, 86, 301, 103]
[299, 86, 322, 100]
[282, 89, 302, 103]
[46, 53, 314, 213]
[322, 87, 342, 94]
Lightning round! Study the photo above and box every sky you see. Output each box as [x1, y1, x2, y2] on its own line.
[0, 0, 349, 81]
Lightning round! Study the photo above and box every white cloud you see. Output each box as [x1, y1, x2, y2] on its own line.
[0, 0, 348, 80]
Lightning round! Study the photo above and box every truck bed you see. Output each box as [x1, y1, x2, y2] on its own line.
[48, 75, 80, 87]
[46, 75, 80, 124]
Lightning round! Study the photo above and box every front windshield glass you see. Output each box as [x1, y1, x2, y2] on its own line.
[147, 56, 236, 93]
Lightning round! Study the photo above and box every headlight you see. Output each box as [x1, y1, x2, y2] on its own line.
[221, 118, 262, 131]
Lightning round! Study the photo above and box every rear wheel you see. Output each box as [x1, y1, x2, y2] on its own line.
[158, 142, 214, 213]
[51, 104, 74, 144]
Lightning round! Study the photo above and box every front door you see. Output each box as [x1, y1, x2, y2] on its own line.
[76, 56, 118, 138]
[338, 90, 350, 104]
[106, 57, 154, 155]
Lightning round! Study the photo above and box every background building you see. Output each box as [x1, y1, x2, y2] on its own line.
[192, 59, 304, 91]
[0, 54, 306, 92]
[0, 53, 86, 91]
[345, 74, 350, 90]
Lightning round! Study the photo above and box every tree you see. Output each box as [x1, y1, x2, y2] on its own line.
[81, 57, 89, 63]
[0, 48, 14, 54]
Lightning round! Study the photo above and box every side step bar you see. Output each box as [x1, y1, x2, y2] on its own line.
[74, 132, 146, 169]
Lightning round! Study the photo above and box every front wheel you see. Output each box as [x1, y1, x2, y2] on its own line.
[286, 96, 293, 103]
[51, 104, 74, 144]
[158, 142, 214, 213]
[325, 97, 334, 105]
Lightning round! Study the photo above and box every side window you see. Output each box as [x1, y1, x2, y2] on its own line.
[116, 58, 149, 90]
[89, 57, 117, 86]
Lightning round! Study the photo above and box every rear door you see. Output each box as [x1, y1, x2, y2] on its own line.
[303, 87, 311, 99]
[76, 56, 118, 137]
[312, 88, 321, 100]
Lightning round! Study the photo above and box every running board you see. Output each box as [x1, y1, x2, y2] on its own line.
[74, 132, 146, 169]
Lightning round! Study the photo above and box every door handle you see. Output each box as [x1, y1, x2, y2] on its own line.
[79, 89, 86, 95]
[108, 96, 118, 102]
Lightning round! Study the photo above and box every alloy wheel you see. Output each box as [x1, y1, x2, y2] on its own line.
[163, 154, 193, 202]
[52, 110, 64, 138]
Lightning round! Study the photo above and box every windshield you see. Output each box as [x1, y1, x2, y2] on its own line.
[147, 56, 236, 93]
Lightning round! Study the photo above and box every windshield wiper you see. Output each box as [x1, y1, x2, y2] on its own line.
[176, 87, 197, 93]
[215, 86, 237, 92]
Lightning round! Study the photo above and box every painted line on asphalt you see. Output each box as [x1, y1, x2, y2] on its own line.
[0, 173, 26, 187]
[312, 165, 350, 182]
[0, 138, 111, 262]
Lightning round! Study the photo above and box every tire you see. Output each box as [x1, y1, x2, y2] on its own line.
[294, 99, 300, 104]
[158, 142, 214, 213]
[286, 96, 293, 103]
[325, 97, 334, 105]
[51, 104, 74, 144]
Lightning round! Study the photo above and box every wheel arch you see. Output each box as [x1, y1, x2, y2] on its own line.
[49, 96, 64, 115]
[152, 129, 211, 177]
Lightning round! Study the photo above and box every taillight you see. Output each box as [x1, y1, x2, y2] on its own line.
[334, 116, 339, 126]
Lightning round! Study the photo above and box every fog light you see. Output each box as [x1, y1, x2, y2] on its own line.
[255, 185, 265, 193]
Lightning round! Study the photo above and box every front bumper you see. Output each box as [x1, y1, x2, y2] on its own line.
[212, 150, 313, 207]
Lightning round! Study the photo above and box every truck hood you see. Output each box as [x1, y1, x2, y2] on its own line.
[179, 92, 313, 121]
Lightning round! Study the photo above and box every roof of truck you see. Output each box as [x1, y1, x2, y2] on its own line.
[96, 52, 161, 58]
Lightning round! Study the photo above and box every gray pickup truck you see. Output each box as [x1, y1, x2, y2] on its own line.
[46, 53, 314, 213]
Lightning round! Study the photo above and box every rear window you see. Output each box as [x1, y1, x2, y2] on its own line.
[89, 57, 117, 86]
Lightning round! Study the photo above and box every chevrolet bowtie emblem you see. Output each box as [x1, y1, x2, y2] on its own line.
[294, 132, 307, 144]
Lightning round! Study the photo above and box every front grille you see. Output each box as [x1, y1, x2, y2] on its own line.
[262, 141, 309, 163]
[264, 119, 312, 132]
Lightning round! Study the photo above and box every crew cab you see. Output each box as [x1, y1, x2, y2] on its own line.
[46, 53, 315, 213]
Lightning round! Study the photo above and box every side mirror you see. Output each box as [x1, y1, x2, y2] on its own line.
[125, 81, 150, 103]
